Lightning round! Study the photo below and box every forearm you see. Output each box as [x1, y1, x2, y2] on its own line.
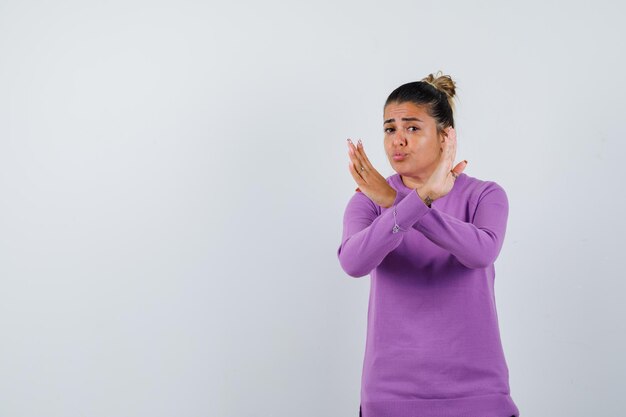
[337, 190, 431, 277]
[412, 185, 509, 269]
[337, 216, 404, 277]
[413, 211, 505, 268]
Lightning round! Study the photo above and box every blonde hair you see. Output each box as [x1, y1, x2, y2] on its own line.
[420, 70, 457, 114]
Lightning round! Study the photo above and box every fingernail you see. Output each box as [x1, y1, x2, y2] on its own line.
[358, 139, 362, 146]
[463, 160, 468, 164]
[347, 138, 353, 143]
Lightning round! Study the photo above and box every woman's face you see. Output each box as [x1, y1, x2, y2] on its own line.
[383, 101, 444, 180]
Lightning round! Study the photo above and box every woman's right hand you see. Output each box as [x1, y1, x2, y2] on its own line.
[418, 127, 467, 202]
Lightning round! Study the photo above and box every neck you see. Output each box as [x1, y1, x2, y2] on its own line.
[400, 174, 428, 190]
[400, 162, 438, 190]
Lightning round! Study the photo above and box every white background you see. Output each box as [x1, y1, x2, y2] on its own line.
[1, 1, 624, 416]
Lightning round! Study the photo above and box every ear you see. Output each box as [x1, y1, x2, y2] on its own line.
[439, 128, 448, 142]
[440, 126, 452, 142]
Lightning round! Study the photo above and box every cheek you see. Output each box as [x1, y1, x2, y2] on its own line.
[417, 140, 441, 160]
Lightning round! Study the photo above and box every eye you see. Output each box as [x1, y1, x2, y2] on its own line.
[408, 126, 420, 132]
[384, 127, 395, 133]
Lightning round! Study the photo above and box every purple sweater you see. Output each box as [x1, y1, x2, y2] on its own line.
[337, 172, 520, 417]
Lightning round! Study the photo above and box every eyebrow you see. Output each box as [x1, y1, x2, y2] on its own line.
[384, 117, 423, 124]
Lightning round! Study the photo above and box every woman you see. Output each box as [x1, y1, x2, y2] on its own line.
[337, 72, 520, 417]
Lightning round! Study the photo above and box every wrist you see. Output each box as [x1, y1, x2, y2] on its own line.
[415, 188, 434, 207]
[383, 189, 398, 209]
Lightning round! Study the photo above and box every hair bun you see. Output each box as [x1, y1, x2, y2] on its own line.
[421, 71, 457, 112]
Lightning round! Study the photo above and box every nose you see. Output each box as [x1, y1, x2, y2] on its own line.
[393, 131, 407, 147]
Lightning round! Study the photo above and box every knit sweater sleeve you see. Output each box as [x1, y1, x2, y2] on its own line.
[412, 181, 509, 269]
[337, 189, 431, 278]
[337, 181, 509, 276]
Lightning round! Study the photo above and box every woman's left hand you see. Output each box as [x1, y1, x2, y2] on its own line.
[347, 138, 397, 208]
[420, 127, 467, 201]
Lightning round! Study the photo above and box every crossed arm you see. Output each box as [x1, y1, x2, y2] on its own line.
[336, 183, 509, 277]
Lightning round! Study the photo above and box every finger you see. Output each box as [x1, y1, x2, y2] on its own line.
[450, 128, 458, 159]
[347, 140, 362, 171]
[446, 127, 456, 146]
[447, 127, 456, 142]
[445, 128, 457, 165]
[356, 139, 375, 170]
[350, 141, 371, 180]
[452, 160, 468, 175]
[441, 134, 455, 170]
[348, 160, 365, 184]
[348, 139, 366, 172]
[348, 160, 361, 183]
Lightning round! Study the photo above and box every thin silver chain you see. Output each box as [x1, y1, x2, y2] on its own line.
[392, 205, 406, 234]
